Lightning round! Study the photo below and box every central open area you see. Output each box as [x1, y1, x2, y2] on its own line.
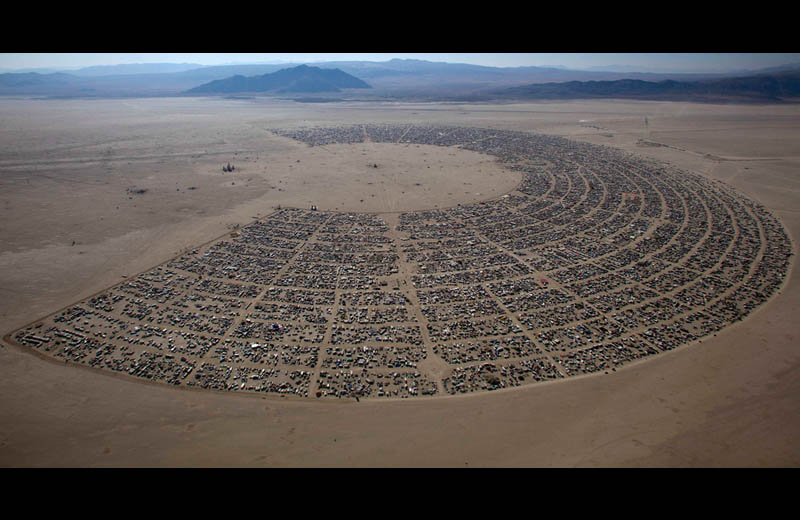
[256, 140, 518, 213]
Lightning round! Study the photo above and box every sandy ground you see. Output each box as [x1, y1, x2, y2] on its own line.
[0, 97, 798, 466]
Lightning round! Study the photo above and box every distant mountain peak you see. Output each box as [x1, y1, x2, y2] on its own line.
[186, 64, 371, 94]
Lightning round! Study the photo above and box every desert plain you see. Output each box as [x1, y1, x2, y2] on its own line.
[0, 97, 798, 467]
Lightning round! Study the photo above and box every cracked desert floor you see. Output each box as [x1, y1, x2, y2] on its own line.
[0, 97, 798, 467]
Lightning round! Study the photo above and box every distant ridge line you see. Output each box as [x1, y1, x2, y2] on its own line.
[186, 65, 372, 94]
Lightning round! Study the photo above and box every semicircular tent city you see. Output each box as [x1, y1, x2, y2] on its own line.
[8, 125, 793, 399]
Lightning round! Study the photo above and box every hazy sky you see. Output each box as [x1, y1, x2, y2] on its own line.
[2, 53, 799, 73]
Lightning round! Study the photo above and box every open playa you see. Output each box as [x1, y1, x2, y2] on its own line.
[0, 97, 798, 466]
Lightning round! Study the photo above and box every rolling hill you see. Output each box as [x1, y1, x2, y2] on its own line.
[490, 72, 800, 103]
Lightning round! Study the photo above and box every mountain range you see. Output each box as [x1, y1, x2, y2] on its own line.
[2, 59, 800, 103]
[489, 72, 800, 103]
